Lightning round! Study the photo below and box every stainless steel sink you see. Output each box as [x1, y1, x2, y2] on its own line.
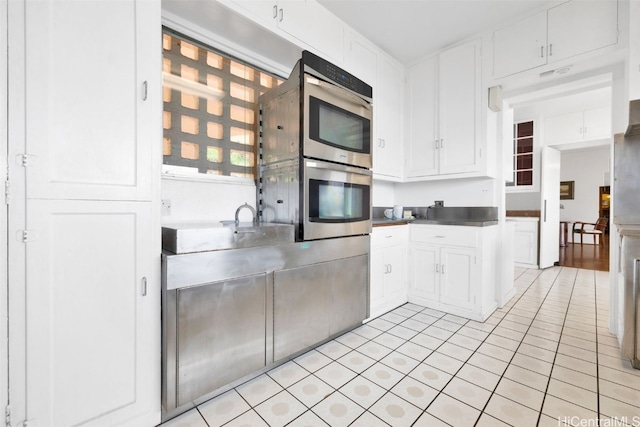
[162, 222, 295, 254]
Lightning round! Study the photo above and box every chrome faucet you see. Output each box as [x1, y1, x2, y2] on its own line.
[235, 202, 257, 225]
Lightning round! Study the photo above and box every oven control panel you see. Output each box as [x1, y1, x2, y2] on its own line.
[301, 50, 372, 99]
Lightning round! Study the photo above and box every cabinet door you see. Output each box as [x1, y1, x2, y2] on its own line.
[24, 0, 155, 201]
[583, 105, 611, 140]
[25, 200, 158, 427]
[438, 39, 481, 174]
[547, 0, 618, 64]
[513, 229, 537, 265]
[374, 55, 404, 179]
[439, 247, 477, 311]
[406, 56, 438, 178]
[277, 1, 344, 63]
[385, 244, 406, 300]
[544, 111, 583, 145]
[409, 244, 439, 302]
[370, 247, 386, 311]
[176, 274, 266, 406]
[493, 11, 547, 78]
[346, 35, 377, 87]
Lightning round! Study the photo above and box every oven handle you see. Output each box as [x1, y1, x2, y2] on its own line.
[306, 75, 372, 110]
[305, 159, 372, 177]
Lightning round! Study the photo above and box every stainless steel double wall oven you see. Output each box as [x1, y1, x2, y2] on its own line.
[259, 50, 373, 241]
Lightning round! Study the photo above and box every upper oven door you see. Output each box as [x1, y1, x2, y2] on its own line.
[303, 74, 373, 169]
[303, 159, 372, 241]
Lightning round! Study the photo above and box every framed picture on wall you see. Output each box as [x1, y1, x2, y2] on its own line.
[560, 181, 574, 200]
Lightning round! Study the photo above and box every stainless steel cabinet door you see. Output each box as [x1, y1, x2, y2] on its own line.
[273, 255, 368, 361]
[176, 274, 267, 405]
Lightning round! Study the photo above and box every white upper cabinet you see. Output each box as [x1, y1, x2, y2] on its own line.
[344, 35, 403, 179]
[374, 54, 404, 179]
[493, 11, 547, 79]
[493, 0, 618, 79]
[220, 0, 344, 64]
[547, 0, 618, 63]
[24, 0, 156, 201]
[438, 39, 481, 175]
[406, 39, 482, 179]
[406, 56, 438, 178]
[545, 105, 611, 145]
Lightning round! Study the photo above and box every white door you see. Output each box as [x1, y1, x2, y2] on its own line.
[440, 247, 476, 311]
[439, 39, 480, 174]
[493, 11, 547, 78]
[385, 244, 406, 301]
[539, 146, 561, 268]
[406, 56, 438, 177]
[24, 0, 153, 202]
[8, 1, 161, 425]
[0, 0, 8, 413]
[374, 56, 404, 178]
[369, 246, 386, 313]
[26, 200, 159, 427]
[547, 0, 618, 64]
[409, 244, 439, 302]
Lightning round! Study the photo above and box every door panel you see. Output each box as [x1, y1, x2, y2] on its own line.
[440, 248, 475, 310]
[539, 147, 561, 268]
[24, 0, 151, 201]
[409, 244, 439, 301]
[26, 200, 157, 427]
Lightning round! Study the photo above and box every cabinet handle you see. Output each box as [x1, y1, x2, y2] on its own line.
[279, 8, 283, 22]
[441, 264, 445, 274]
[549, 43, 553, 56]
[142, 81, 148, 101]
[273, 4, 277, 18]
[440, 139, 444, 149]
[584, 126, 587, 134]
[540, 45, 544, 58]
[141, 277, 147, 296]
[388, 264, 392, 274]
[435, 264, 440, 273]
[434, 140, 439, 150]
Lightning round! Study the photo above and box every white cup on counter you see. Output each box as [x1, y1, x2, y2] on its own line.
[384, 205, 404, 219]
[393, 205, 403, 219]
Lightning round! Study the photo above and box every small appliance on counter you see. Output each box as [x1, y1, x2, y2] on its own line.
[615, 99, 640, 369]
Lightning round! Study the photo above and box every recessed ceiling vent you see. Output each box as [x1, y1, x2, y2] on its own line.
[539, 65, 573, 78]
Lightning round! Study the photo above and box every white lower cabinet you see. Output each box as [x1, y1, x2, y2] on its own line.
[370, 225, 408, 319]
[508, 218, 539, 267]
[408, 225, 497, 321]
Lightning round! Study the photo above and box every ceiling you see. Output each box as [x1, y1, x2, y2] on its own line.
[317, 0, 563, 65]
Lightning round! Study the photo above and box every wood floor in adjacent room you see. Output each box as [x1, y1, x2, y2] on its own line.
[558, 234, 610, 272]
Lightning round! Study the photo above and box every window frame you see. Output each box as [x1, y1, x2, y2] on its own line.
[506, 119, 539, 192]
[161, 27, 286, 184]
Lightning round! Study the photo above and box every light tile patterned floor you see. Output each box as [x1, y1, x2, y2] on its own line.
[160, 267, 640, 427]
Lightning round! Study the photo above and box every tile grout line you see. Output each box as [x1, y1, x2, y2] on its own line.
[593, 269, 601, 421]
[462, 266, 573, 427]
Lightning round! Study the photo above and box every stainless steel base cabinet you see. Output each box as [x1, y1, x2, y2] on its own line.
[273, 255, 368, 361]
[175, 274, 267, 406]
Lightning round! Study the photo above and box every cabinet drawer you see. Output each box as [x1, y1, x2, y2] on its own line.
[372, 225, 409, 247]
[410, 225, 478, 248]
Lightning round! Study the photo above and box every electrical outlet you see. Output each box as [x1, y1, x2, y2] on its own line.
[161, 199, 172, 216]
[434, 200, 444, 207]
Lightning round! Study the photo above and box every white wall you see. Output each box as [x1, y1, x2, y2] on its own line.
[394, 178, 496, 207]
[161, 177, 257, 224]
[560, 146, 610, 243]
[372, 180, 395, 206]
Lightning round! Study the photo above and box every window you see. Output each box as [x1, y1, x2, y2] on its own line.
[162, 29, 283, 179]
[507, 120, 534, 187]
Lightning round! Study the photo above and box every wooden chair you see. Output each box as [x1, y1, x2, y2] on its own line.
[573, 218, 608, 245]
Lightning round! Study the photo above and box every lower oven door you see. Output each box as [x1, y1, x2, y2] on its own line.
[303, 159, 372, 240]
